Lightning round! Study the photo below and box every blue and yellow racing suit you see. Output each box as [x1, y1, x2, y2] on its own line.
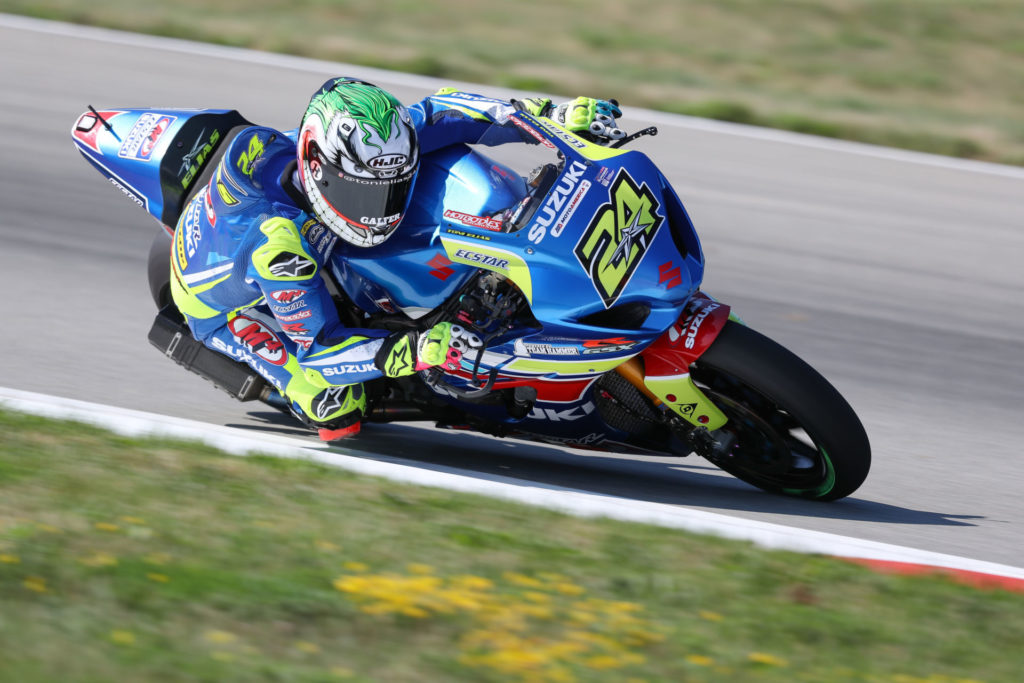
[169, 89, 531, 428]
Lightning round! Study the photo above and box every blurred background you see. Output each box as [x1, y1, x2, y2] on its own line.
[3, 0, 1024, 164]
[2, 4, 1024, 679]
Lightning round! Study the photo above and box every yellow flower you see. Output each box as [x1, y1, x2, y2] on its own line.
[204, 630, 238, 644]
[295, 641, 320, 654]
[0, 554, 20, 564]
[341, 561, 368, 572]
[78, 552, 118, 567]
[554, 582, 585, 595]
[120, 516, 146, 525]
[23, 576, 48, 593]
[110, 630, 136, 645]
[147, 573, 170, 583]
[452, 575, 494, 591]
[748, 652, 788, 666]
[686, 654, 714, 667]
[584, 655, 624, 670]
[699, 610, 724, 622]
[406, 563, 434, 575]
[94, 522, 119, 532]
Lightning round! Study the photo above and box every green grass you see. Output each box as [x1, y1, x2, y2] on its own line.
[4, 0, 1024, 165]
[2, 408, 1024, 681]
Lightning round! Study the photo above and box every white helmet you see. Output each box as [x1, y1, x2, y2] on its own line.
[297, 78, 419, 247]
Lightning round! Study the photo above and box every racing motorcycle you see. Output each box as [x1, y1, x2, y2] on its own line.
[71, 102, 870, 501]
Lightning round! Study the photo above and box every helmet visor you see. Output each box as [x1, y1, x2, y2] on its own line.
[317, 169, 415, 238]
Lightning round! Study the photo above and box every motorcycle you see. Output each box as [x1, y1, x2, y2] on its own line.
[71, 101, 870, 501]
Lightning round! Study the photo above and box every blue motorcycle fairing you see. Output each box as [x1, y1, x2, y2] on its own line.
[327, 144, 528, 317]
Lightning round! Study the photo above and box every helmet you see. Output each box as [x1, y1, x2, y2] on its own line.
[297, 78, 419, 247]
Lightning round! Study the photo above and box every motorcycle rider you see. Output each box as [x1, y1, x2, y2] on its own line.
[169, 77, 625, 440]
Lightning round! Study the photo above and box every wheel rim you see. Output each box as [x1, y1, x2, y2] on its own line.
[694, 370, 837, 498]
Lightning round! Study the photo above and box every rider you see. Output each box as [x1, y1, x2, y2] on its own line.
[169, 77, 625, 440]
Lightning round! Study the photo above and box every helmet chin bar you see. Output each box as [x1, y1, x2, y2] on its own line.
[300, 161, 397, 248]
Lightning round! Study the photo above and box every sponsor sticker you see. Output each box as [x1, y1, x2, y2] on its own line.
[118, 112, 176, 161]
[528, 161, 588, 244]
[444, 209, 503, 232]
[179, 127, 222, 190]
[278, 309, 312, 322]
[367, 153, 408, 170]
[271, 289, 306, 304]
[203, 183, 217, 226]
[454, 248, 509, 270]
[269, 301, 306, 314]
[511, 116, 556, 149]
[227, 315, 287, 366]
[322, 363, 377, 377]
[528, 402, 596, 422]
[669, 301, 721, 350]
[211, 338, 284, 391]
[535, 118, 587, 150]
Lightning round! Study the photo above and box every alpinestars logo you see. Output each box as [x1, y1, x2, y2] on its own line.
[269, 253, 316, 279]
[313, 386, 348, 421]
[574, 170, 664, 308]
[386, 338, 413, 377]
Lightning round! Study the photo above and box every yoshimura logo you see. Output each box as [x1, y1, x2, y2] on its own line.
[574, 170, 664, 308]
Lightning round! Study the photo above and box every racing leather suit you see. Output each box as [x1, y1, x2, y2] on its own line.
[169, 89, 532, 428]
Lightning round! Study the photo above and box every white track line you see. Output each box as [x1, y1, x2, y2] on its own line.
[4, 12, 1024, 181]
[3, 386, 1024, 583]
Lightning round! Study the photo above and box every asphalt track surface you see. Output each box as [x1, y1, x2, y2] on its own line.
[2, 17, 1023, 568]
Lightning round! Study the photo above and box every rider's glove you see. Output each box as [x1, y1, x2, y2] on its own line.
[550, 97, 625, 144]
[376, 322, 457, 378]
[515, 97, 554, 118]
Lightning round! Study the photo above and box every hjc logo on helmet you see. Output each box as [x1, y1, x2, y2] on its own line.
[367, 154, 408, 170]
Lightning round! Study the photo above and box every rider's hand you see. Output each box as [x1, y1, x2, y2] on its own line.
[550, 97, 625, 144]
[377, 323, 481, 378]
[516, 97, 553, 118]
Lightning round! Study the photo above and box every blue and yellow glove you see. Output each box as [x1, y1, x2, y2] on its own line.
[516, 96, 625, 144]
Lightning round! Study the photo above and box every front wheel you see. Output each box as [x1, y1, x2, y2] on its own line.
[689, 321, 870, 501]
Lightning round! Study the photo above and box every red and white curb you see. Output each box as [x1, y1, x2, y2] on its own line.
[3, 387, 1023, 592]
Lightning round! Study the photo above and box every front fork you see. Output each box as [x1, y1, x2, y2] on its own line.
[615, 292, 738, 456]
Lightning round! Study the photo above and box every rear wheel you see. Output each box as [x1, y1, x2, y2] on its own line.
[689, 321, 870, 501]
[147, 229, 173, 309]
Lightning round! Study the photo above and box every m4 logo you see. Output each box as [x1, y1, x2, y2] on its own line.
[574, 170, 664, 308]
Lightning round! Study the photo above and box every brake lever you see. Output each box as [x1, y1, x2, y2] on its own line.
[610, 126, 658, 149]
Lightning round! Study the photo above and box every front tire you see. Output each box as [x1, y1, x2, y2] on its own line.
[691, 321, 870, 501]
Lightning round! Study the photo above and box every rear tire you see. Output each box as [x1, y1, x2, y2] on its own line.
[147, 229, 173, 309]
[691, 321, 870, 501]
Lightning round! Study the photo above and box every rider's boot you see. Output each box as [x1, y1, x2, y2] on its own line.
[286, 382, 367, 441]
